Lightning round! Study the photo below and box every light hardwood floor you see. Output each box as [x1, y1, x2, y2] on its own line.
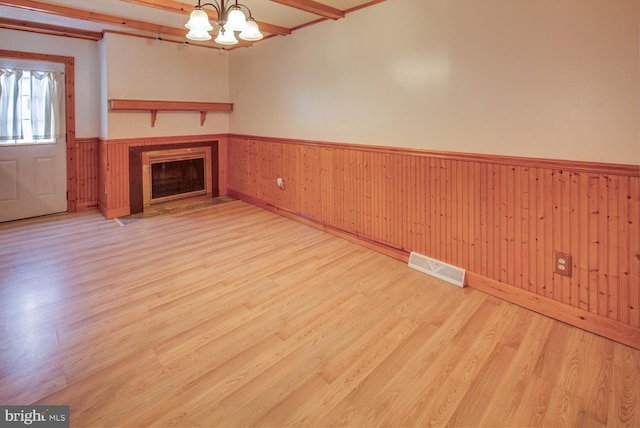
[1, 201, 638, 427]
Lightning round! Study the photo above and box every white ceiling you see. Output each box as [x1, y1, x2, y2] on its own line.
[0, 0, 383, 48]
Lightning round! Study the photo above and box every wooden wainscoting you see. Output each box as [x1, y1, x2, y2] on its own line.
[227, 135, 639, 348]
[75, 137, 99, 210]
[97, 134, 228, 219]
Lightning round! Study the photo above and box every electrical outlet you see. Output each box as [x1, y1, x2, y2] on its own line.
[554, 251, 572, 277]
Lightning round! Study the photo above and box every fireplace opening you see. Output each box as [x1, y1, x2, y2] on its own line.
[151, 158, 205, 200]
[128, 142, 218, 215]
[141, 147, 213, 208]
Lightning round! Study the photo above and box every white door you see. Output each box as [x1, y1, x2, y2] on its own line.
[0, 60, 67, 223]
[0, 140, 67, 222]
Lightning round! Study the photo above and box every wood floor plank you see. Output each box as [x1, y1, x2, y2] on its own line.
[506, 322, 572, 427]
[350, 293, 492, 426]
[402, 300, 520, 427]
[444, 343, 518, 426]
[0, 202, 638, 427]
[608, 343, 640, 427]
[481, 312, 555, 426]
[577, 334, 615, 425]
[256, 315, 416, 427]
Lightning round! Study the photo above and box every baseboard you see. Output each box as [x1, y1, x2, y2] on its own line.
[97, 201, 129, 219]
[466, 272, 640, 349]
[227, 189, 409, 261]
[228, 189, 640, 350]
[76, 201, 97, 211]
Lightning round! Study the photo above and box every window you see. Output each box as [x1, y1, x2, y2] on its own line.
[0, 68, 63, 145]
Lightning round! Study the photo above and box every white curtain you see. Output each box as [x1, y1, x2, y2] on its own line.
[51, 71, 65, 140]
[31, 70, 64, 140]
[0, 68, 23, 141]
[30, 71, 55, 140]
[0, 68, 63, 142]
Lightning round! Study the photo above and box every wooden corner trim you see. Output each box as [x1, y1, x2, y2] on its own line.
[0, 17, 103, 40]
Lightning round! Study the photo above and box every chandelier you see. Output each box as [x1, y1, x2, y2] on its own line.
[185, 0, 263, 45]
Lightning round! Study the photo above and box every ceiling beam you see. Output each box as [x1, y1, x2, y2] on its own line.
[0, 0, 256, 47]
[119, 0, 291, 36]
[345, 0, 386, 14]
[0, 17, 103, 40]
[0, 0, 187, 37]
[120, 0, 193, 15]
[270, 0, 344, 20]
[102, 30, 255, 51]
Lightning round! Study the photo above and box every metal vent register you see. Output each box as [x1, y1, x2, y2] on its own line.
[408, 252, 466, 287]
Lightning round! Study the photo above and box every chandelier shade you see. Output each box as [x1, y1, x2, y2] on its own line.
[185, 8, 213, 31]
[185, 0, 263, 44]
[239, 19, 262, 41]
[225, 7, 248, 31]
[215, 28, 238, 45]
[186, 28, 212, 41]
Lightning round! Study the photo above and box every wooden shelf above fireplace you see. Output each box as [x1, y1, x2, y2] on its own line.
[108, 99, 233, 127]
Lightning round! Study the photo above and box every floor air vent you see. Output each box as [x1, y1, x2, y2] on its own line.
[408, 252, 466, 287]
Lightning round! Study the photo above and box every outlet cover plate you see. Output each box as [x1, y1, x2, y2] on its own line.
[554, 251, 572, 277]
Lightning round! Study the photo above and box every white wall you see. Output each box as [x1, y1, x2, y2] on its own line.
[0, 28, 101, 139]
[229, 0, 639, 165]
[104, 33, 230, 139]
[99, 38, 108, 139]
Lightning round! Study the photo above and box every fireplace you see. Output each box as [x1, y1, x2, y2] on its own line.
[151, 157, 205, 200]
[128, 141, 219, 215]
[142, 147, 212, 207]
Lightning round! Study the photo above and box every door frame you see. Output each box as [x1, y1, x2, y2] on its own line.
[0, 49, 77, 212]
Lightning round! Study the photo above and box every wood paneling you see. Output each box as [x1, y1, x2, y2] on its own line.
[227, 135, 640, 347]
[98, 134, 227, 219]
[75, 138, 98, 210]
